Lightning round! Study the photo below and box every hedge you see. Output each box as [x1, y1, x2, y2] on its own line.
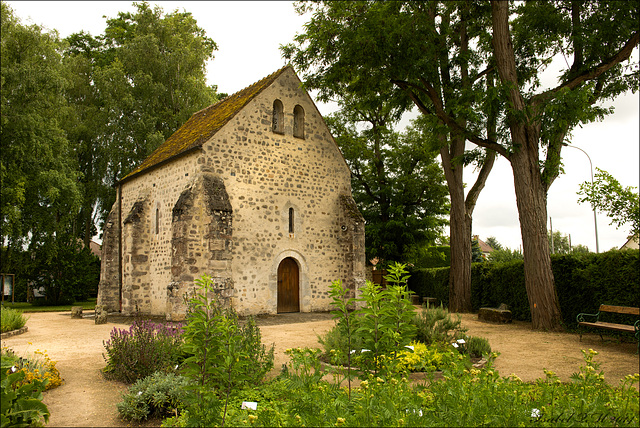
[408, 249, 639, 329]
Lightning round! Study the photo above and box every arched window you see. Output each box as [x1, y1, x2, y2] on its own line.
[272, 99, 284, 134]
[293, 105, 305, 138]
[289, 207, 295, 234]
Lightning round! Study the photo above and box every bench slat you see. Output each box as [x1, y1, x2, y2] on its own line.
[578, 321, 635, 333]
[598, 305, 640, 316]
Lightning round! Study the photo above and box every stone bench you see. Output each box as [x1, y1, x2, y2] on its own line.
[478, 307, 512, 323]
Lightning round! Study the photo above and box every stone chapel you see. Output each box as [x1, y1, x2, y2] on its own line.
[97, 66, 366, 320]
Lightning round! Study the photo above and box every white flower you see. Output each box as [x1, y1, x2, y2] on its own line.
[137, 391, 143, 396]
[10, 366, 17, 373]
[175, 364, 179, 370]
[531, 408, 541, 418]
[456, 339, 466, 344]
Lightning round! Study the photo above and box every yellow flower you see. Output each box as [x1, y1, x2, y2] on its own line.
[336, 417, 345, 426]
[248, 415, 258, 424]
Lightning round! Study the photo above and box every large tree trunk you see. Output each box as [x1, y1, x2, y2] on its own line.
[510, 148, 563, 330]
[441, 134, 473, 313]
[446, 161, 473, 313]
[492, 0, 563, 330]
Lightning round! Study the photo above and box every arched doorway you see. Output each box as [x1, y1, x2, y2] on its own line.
[277, 257, 299, 313]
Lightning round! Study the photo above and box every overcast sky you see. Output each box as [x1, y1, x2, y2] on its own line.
[7, 1, 639, 252]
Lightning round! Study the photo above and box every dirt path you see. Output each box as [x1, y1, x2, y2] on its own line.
[2, 310, 637, 427]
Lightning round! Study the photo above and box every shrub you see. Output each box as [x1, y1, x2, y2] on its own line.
[0, 306, 28, 333]
[396, 341, 455, 372]
[117, 371, 190, 421]
[411, 305, 466, 345]
[456, 334, 491, 358]
[102, 319, 184, 384]
[318, 318, 364, 366]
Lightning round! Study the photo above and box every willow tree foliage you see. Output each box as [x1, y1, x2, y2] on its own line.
[1, 1, 222, 302]
[63, 1, 224, 244]
[283, 0, 638, 329]
[1, 2, 81, 251]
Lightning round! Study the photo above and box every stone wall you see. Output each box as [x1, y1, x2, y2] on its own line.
[167, 171, 233, 320]
[98, 67, 366, 317]
[198, 67, 365, 315]
[96, 198, 121, 312]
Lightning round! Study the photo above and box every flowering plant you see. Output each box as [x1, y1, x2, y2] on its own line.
[102, 319, 184, 383]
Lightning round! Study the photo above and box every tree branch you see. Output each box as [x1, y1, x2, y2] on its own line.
[392, 78, 509, 157]
[532, 31, 639, 108]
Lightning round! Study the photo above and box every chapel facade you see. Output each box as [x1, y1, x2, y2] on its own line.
[97, 66, 366, 320]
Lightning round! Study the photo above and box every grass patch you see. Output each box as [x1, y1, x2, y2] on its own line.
[1, 298, 96, 313]
[1, 306, 29, 333]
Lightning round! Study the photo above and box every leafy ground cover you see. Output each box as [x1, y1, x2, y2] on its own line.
[1, 343, 64, 427]
[107, 266, 639, 427]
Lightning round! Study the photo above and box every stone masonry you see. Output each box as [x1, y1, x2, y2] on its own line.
[97, 66, 366, 319]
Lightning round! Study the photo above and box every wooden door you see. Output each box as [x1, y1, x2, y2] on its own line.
[277, 257, 299, 313]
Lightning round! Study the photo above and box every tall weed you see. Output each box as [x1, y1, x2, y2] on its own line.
[179, 274, 274, 427]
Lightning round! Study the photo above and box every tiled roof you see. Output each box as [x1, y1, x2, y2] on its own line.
[119, 66, 290, 184]
[477, 239, 494, 253]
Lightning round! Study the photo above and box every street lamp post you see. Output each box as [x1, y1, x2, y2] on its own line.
[562, 143, 600, 253]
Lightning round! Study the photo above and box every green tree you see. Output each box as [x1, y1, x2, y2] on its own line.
[283, 0, 638, 329]
[63, 2, 224, 243]
[471, 237, 485, 263]
[283, 1, 498, 313]
[327, 109, 449, 262]
[487, 247, 524, 263]
[577, 168, 639, 238]
[485, 236, 503, 251]
[1, 2, 81, 272]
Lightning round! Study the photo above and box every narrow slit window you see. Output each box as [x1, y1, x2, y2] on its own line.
[272, 99, 284, 134]
[155, 207, 160, 234]
[293, 105, 305, 138]
[289, 207, 294, 234]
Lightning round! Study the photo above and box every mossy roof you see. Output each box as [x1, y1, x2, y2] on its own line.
[119, 66, 290, 184]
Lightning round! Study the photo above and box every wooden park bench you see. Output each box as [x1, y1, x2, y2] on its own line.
[576, 305, 639, 352]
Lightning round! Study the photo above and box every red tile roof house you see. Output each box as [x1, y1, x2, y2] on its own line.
[97, 66, 366, 320]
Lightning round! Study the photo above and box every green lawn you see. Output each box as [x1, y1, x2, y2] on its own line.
[1, 298, 97, 312]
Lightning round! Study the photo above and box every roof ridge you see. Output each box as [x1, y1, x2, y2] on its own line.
[192, 65, 290, 117]
[119, 65, 292, 184]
